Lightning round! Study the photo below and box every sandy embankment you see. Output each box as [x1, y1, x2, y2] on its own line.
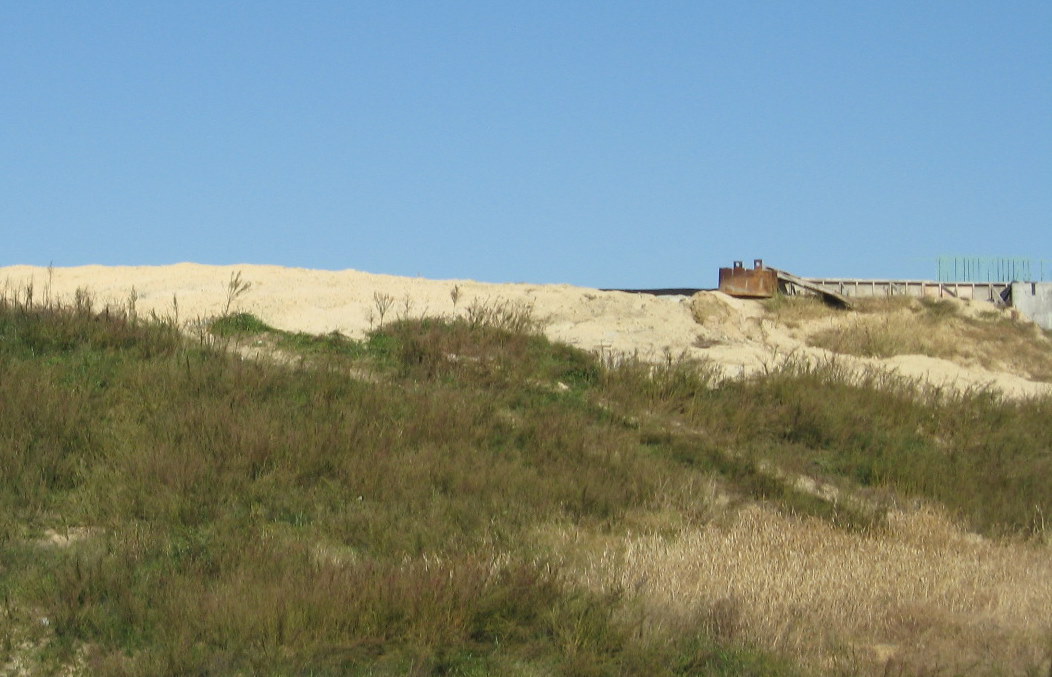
[2, 263, 1049, 398]
[0, 263, 706, 358]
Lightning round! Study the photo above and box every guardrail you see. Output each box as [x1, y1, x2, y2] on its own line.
[798, 279, 1008, 303]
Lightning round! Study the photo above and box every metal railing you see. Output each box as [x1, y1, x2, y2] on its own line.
[937, 256, 1050, 283]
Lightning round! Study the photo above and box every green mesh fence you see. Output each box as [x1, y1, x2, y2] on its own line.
[937, 256, 1050, 283]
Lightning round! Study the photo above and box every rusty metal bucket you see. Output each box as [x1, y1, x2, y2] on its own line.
[718, 259, 777, 298]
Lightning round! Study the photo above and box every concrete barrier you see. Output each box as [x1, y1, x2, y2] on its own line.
[1010, 283, 1052, 330]
[795, 279, 1007, 303]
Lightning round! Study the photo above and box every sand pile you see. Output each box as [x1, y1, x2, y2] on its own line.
[2, 263, 1049, 398]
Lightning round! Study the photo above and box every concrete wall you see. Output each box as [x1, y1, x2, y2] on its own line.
[787, 277, 1052, 328]
[1011, 283, 1052, 330]
[804, 279, 1006, 302]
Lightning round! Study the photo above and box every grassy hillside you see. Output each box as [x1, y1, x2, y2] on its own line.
[1, 290, 1050, 675]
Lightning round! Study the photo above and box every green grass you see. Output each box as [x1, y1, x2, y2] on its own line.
[609, 357, 1052, 537]
[208, 311, 274, 336]
[1, 298, 802, 675]
[2, 293, 1050, 674]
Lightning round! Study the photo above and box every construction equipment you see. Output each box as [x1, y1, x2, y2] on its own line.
[718, 260, 778, 298]
[719, 259, 853, 308]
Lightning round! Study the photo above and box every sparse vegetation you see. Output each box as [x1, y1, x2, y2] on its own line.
[1, 288, 1050, 675]
[372, 291, 395, 329]
[450, 284, 462, 312]
[761, 293, 834, 326]
[222, 270, 252, 316]
[765, 293, 1052, 382]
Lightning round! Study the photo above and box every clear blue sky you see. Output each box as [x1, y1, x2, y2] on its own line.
[3, 2, 1049, 287]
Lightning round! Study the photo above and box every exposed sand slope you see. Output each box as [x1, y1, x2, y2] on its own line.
[0, 263, 704, 358]
[3, 263, 1050, 398]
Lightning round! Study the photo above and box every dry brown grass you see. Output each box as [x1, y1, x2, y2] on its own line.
[551, 504, 1052, 675]
[764, 295, 1052, 383]
[761, 294, 841, 327]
